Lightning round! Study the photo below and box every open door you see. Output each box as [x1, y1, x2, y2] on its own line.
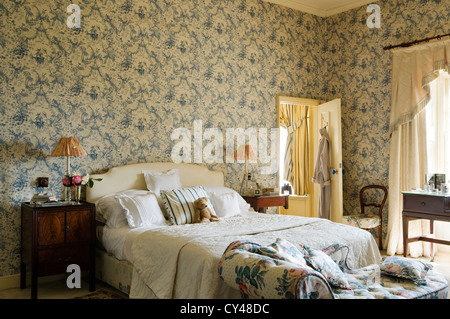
[311, 99, 343, 223]
[277, 96, 343, 221]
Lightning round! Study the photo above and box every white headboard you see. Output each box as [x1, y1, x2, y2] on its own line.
[86, 162, 224, 203]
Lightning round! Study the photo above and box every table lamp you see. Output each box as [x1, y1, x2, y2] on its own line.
[51, 137, 87, 176]
[234, 144, 256, 195]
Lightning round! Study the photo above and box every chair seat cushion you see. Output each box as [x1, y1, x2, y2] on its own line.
[341, 214, 381, 229]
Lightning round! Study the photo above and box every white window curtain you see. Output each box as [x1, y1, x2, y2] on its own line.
[426, 71, 450, 253]
[427, 71, 450, 176]
[386, 39, 450, 257]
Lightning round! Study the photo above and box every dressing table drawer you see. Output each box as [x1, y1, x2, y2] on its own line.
[403, 194, 445, 213]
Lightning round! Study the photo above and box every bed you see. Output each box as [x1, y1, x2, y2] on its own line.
[87, 162, 381, 299]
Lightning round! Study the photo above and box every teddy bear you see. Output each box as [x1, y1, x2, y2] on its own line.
[193, 197, 219, 223]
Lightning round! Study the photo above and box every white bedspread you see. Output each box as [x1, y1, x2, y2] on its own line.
[129, 212, 381, 299]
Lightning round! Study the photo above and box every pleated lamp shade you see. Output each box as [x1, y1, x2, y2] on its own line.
[51, 137, 87, 176]
[234, 144, 256, 161]
[51, 137, 87, 157]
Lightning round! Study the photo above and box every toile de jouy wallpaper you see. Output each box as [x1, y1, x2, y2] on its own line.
[0, 0, 448, 278]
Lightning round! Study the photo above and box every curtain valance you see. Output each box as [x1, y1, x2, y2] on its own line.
[389, 39, 450, 135]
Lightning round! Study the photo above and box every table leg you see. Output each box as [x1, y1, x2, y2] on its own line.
[20, 262, 26, 289]
[430, 219, 435, 262]
[402, 214, 408, 257]
[31, 268, 37, 299]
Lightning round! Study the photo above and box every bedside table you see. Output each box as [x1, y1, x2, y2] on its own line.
[21, 202, 96, 299]
[243, 194, 289, 213]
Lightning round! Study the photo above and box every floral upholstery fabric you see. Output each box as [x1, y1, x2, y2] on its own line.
[299, 244, 351, 290]
[218, 239, 335, 299]
[218, 239, 449, 299]
[336, 264, 448, 299]
[380, 256, 432, 285]
[341, 214, 381, 229]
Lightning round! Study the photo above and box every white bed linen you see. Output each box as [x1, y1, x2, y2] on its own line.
[127, 212, 381, 299]
[100, 224, 166, 260]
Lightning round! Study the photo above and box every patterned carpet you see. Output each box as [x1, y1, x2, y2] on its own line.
[73, 289, 126, 299]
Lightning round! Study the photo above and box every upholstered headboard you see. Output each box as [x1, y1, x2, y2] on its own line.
[86, 162, 225, 203]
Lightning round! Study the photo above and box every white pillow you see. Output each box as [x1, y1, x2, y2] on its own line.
[208, 192, 241, 218]
[202, 185, 250, 214]
[115, 193, 167, 228]
[96, 189, 149, 228]
[142, 169, 183, 217]
[142, 169, 182, 194]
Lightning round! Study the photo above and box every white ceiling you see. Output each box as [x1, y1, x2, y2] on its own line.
[263, 0, 377, 17]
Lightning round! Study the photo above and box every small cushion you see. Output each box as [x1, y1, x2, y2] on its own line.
[341, 214, 381, 229]
[380, 256, 433, 285]
[258, 238, 307, 266]
[300, 245, 352, 290]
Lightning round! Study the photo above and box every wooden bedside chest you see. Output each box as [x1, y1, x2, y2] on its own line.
[21, 202, 96, 299]
[243, 195, 289, 213]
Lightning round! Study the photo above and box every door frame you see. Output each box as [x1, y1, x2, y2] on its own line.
[276, 96, 324, 217]
[277, 96, 343, 221]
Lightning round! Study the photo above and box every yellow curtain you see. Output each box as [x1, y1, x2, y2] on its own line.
[279, 104, 310, 195]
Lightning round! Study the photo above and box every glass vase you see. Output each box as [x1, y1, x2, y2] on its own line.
[64, 186, 72, 202]
[75, 185, 82, 204]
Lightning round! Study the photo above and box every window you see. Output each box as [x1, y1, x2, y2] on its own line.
[277, 103, 310, 196]
[425, 70, 450, 248]
[426, 70, 450, 178]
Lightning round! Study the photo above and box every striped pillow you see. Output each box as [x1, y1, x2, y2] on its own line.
[161, 186, 216, 225]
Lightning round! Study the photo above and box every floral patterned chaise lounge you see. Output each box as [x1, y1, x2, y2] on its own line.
[218, 239, 448, 299]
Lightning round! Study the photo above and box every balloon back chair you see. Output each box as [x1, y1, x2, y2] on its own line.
[341, 185, 388, 249]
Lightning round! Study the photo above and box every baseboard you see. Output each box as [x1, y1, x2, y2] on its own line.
[0, 274, 21, 291]
[438, 244, 450, 254]
[0, 273, 66, 291]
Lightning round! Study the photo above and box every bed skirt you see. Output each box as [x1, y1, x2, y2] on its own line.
[95, 248, 132, 295]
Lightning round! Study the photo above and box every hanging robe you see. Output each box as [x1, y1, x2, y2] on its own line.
[312, 127, 331, 219]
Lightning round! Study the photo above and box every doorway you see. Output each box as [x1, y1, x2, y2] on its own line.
[277, 96, 343, 222]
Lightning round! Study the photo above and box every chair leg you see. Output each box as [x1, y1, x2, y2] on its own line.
[378, 225, 382, 249]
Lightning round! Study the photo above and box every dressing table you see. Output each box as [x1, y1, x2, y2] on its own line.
[402, 191, 450, 259]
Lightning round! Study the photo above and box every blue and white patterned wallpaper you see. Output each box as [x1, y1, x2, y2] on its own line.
[322, 0, 448, 239]
[0, 0, 324, 277]
[0, 0, 448, 277]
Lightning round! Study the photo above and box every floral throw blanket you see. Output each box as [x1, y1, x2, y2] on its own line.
[218, 239, 449, 299]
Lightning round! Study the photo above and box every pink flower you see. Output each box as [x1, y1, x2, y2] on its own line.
[72, 175, 82, 185]
[62, 177, 71, 186]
